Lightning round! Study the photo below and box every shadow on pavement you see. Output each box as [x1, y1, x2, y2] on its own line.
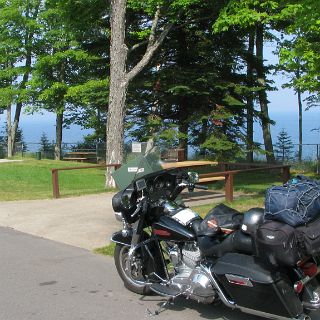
[140, 296, 263, 320]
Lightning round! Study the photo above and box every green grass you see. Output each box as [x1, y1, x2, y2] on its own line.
[94, 242, 116, 256]
[0, 159, 114, 201]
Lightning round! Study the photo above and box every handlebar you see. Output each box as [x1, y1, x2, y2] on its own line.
[194, 184, 208, 190]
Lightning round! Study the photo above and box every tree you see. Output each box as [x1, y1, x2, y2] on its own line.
[30, 0, 104, 160]
[106, 0, 200, 187]
[39, 132, 54, 158]
[127, 11, 251, 161]
[275, 129, 294, 163]
[278, 40, 306, 162]
[213, 0, 301, 163]
[0, 0, 42, 157]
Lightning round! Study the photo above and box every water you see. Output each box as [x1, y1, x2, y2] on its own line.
[254, 111, 320, 145]
[1, 106, 319, 158]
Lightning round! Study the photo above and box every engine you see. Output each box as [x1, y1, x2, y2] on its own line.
[166, 242, 217, 304]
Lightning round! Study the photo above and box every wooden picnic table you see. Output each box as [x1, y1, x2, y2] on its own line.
[161, 160, 225, 186]
[63, 151, 97, 163]
[161, 160, 217, 169]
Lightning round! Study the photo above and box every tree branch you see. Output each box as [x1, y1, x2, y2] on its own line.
[148, 5, 161, 48]
[126, 6, 179, 84]
[128, 40, 148, 53]
[126, 21, 174, 83]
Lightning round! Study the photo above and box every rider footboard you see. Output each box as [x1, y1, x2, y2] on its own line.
[213, 253, 303, 318]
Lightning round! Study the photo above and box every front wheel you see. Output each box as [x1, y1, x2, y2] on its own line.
[114, 243, 152, 295]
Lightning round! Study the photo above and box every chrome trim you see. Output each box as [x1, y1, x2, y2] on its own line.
[225, 274, 253, 287]
[200, 264, 236, 309]
[110, 238, 130, 246]
[303, 287, 320, 310]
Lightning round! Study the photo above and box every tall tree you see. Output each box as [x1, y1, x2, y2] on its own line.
[126, 6, 250, 161]
[30, 0, 103, 159]
[245, 30, 255, 162]
[255, 24, 275, 163]
[106, 0, 200, 187]
[213, 0, 298, 163]
[0, 0, 42, 157]
[279, 41, 306, 162]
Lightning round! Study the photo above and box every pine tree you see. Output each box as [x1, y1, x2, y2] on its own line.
[39, 132, 54, 158]
[275, 129, 294, 163]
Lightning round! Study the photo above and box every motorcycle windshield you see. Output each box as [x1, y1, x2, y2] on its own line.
[112, 143, 163, 190]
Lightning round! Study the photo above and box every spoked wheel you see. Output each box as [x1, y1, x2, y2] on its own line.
[114, 243, 152, 295]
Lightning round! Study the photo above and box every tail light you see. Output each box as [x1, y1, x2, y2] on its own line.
[294, 261, 320, 294]
[301, 262, 318, 277]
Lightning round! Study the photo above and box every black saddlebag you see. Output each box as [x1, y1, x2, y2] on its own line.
[296, 218, 320, 256]
[214, 253, 303, 318]
[196, 204, 243, 237]
[256, 220, 303, 266]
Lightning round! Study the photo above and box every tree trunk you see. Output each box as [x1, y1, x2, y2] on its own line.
[106, 1, 176, 188]
[246, 31, 255, 163]
[199, 118, 208, 157]
[255, 24, 275, 164]
[6, 105, 13, 158]
[10, 1, 37, 150]
[297, 88, 303, 162]
[105, 0, 128, 188]
[178, 121, 188, 160]
[54, 112, 63, 160]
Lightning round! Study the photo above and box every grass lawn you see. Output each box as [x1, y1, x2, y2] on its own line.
[0, 158, 113, 201]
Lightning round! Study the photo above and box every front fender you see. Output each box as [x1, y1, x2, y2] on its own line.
[111, 231, 132, 246]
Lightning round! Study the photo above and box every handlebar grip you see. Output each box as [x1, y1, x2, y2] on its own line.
[194, 184, 208, 190]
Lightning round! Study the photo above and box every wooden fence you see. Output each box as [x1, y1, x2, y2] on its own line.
[51, 164, 121, 199]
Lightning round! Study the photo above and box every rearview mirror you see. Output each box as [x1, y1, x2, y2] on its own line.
[188, 171, 199, 184]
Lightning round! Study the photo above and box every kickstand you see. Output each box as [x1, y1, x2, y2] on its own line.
[146, 297, 175, 317]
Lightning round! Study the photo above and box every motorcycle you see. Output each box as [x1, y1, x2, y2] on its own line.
[110, 148, 320, 320]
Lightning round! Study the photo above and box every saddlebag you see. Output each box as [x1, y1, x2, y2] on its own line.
[265, 176, 320, 227]
[296, 218, 320, 256]
[256, 220, 303, 266]
[213, 253, 303, 318]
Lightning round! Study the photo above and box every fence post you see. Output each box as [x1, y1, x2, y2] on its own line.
[282, 166, 290, 183]
[225, 173, 234, 202]
[317, 144, 319, 174]
[52, 169, 60, 199]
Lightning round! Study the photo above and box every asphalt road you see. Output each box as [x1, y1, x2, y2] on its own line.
[1, 227, 319, 320]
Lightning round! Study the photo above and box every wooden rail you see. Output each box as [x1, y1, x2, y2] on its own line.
[51, 164, 121, 199]
[199, 164, 291, 202]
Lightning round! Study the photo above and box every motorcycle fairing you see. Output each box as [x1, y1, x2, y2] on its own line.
[152, 215, 196, 241]
[213, 253, 303, 318]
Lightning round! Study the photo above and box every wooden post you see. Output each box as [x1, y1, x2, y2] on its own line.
[282, 166, 290, 183]
[225, 173, 234, 202]
[52, 169, 60, 199]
